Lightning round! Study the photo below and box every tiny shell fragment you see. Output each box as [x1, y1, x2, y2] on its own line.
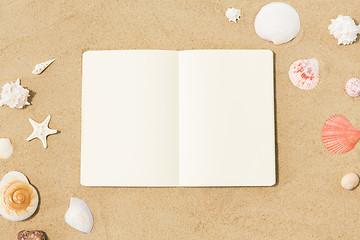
[341, 173, 359, 190]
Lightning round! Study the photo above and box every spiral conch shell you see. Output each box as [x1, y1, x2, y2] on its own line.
[32, 58, 55, 75]
[0, 171, 39, 221]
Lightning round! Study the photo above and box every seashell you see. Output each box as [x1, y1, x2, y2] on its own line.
[289, 58, 320, 90]
[226, 8, 241, 23]
[0, 171, 38, 221]
[18, 230, 47, 240]
[0, 171, 29, 186]
[32, 58, 55, 75]
[0, 138, 13, 159]
[341, 173, 359, 190]
[254, 2, 300, 44]
[328, 15, 360, 45]
[0, 79, 30, 109]
[345, 78, 360, 98]
[322, 115, 360, 154]
[65, 197, 93, 234]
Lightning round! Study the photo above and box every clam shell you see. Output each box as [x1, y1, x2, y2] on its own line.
[32, 58, 55, 75]
[65, 197, 93, 234]
[322, 115, 360, 154]
[345, 78, 360, 98]
[0, 171, 38, 221]
[254, 2, 300, 44]
[0, 138, 13, 159]
[289, 58, 320, 90]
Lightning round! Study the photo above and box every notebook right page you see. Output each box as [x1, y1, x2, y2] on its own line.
[178, 50, 275, 186]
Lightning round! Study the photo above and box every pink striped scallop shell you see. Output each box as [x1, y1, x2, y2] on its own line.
[322, 115, 360, 154]
[345, 78, 360, 98]
[289, 58, 320, 90]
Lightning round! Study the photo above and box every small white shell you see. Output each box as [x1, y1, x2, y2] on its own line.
[0, 138, 13, 159]
[32, 58, 55, 75]
[328, 15, 360, 45]
[226, 8, 241, 23]
[0, 79, 30, 109]
[65, 197, 93, 234]
[0, 171, 38, 221]
[254, 2, 300, 44]
[341, 172, 359, 190]
[345, 78, 360, 98]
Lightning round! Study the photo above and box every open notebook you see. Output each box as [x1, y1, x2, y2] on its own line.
[81, 50, 275, 187]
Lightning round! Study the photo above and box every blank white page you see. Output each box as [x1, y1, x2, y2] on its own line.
[179, 50, 275, 186]
[81, 50, 179, 186]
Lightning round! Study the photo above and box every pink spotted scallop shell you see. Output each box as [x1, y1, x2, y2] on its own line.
[289, 58, 320, 90]
[322, 115, 360, 154]
[345, 78, 360, 98]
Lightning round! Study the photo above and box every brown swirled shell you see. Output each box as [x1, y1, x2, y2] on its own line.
[18, 230, 47, 240]
[0, 171, 38, 221]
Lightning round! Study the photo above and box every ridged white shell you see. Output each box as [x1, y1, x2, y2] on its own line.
[65, 197, 93, 234]
[254, 2, 300, 44]
[0, 138, 13, 159]
[0, 171, 38, 221]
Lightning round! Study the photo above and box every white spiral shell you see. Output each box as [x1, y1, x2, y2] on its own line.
[0, 171, 39, 221]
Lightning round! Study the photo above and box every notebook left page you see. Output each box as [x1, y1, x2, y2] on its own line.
[81, 50, 179, 186]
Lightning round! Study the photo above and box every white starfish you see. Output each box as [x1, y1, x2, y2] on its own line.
[26, 115, 57, 148]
